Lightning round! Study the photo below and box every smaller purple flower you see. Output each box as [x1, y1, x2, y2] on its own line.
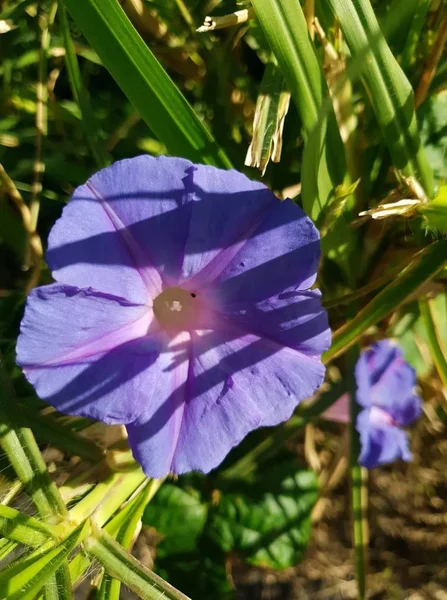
[322, 340, 422, 469]
[355, 340, 422, 469]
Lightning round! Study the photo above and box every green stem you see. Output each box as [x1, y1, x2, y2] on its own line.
[348, 346, 367, 600]
[0, 358, 67, 520]
[99, 478, 163, 599]
[85, 524, 191, 600]
[69, 467, 146, 526]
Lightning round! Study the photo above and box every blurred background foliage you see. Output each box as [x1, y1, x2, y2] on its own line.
[0, 0, 446, 598]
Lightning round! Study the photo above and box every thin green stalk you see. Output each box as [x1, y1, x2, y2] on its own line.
[419, 297, 447, 387]
[58, 0, 107, 168]
[173, 0, 195, 32]
[29, 2, 58, 234]
[0, 538, 17, 562]
[0, 477, 23, 505]
[0, 522, 90, 600]
[348, 346, 367, 599]
[350, 461, 368, 598]
[401, 0, 431, 70]
[44, 563, 73, 600]
[0, 505, 57, 546]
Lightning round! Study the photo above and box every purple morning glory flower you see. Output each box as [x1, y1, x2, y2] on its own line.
[16, 155, 330, 477]
[322, 341, 422, 469]
[355, 340, 422, 469]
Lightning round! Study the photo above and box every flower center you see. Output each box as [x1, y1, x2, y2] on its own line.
[369, 405, 395, 427]
[153, 287, 198, 331]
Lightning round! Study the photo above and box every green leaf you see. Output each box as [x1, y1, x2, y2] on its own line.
[85, 524, 192, 600]
[208, 461, 318, 569]
[62, 0, 231, 168]
[143, 483, 208, 556]
[0, 521, 89, 600]
[0, 505, 57, 546]
[325, 239, 447, 363]
[322, 0, 433, 196]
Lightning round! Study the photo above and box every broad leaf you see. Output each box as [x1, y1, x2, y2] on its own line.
[143, 484, 208, 556]
[208, 461, 318, 569]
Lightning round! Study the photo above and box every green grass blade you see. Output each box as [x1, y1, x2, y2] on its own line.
[0, 522, 89, 600]
[0, 360, 67, 520]
[0, 537, 18, 562]
[85, 525, 191, 600]
[68, 468, 146, 526]
[250, 0, 345, 220]
[98, 479, 163, 600]
[0, 505, 57, 546]
[325, 239, 447, 363]
[401, 0, 431, 70]
[322, 0, 433, 196]
[251, 0, 322, 133]
[419, 296, 447, 388]
[58, 0, 107, 168]
[62, 0, 231, 167]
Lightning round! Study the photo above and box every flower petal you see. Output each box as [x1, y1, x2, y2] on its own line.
[173, 327, 324, 474]
[47, 155, 195, 301]
[355, 340, 421, 425]
[126, 332, 191, 478]
[180, 164, 275, 283]
[210, 288, 330, 357]
[16, 284, 158, 423]
[356, 408, 412, 469]
[204, 199, 320, 303]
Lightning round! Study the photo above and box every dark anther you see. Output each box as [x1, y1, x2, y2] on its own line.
[190, 293, 197, 298]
